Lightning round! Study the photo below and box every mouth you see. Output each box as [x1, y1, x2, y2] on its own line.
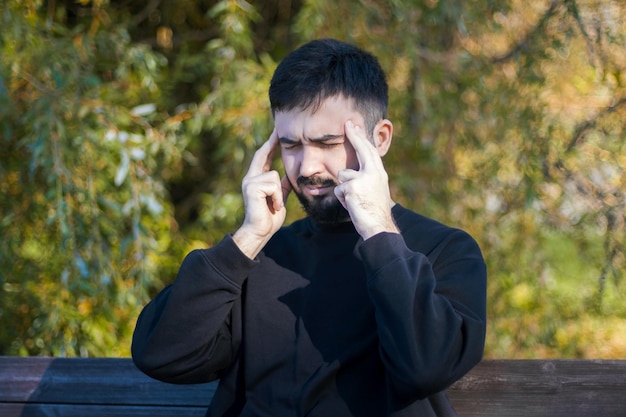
[303, 184, 334, 196]
[296, 176, 337, 198]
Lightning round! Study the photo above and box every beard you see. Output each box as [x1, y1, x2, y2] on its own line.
[293, 176, 351, 224]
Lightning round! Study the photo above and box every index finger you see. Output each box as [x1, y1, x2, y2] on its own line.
[344, 120, 379, 169]
[246, 129, 280, 177]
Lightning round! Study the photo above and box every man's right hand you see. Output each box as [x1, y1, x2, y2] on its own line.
[232, 130, 291, 259]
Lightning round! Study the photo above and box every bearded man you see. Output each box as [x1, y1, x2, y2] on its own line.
[132, 38, 487, 417]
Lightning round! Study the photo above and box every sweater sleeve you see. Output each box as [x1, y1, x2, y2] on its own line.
[358, 231, 486, 402]
[131, 235, 257, 384]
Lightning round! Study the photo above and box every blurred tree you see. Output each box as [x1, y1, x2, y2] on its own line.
[0, 0, 190, 355]
[0, 0, 624, 358]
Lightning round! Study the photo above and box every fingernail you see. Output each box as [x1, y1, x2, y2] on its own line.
[347, 120, 354, 128]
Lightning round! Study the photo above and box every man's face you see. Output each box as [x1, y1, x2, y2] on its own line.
[274, 95, 366, 224]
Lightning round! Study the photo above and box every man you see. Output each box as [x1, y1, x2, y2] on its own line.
[132, 38, 486, 417]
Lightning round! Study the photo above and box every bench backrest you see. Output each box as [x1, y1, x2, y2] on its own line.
[1, 357, 624, 417]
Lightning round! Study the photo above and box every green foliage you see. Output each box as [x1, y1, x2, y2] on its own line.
[0, 0, 186, 356]
[0, 0, 624, 358]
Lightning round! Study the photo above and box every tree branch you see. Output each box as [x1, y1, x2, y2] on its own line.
[130, 0, 162, 28]
[566, 96, 626, 153]
[491, 0, 564, 64]
[566, 0, 595, 60]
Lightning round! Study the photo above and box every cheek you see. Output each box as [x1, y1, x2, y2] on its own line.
[343, 143, 359, 170]
[280, 153, 298, 178]
[324, 147, 356, 178]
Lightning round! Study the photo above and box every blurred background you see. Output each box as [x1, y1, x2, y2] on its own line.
[1, 0, 624, 358]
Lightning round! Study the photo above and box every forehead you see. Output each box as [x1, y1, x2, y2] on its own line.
[274, 96, 365, 139]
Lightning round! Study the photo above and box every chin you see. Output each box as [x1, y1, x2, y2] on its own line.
[296, 191, 350, 224]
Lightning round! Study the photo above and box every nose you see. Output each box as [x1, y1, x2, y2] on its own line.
[298, 145, 324, 178]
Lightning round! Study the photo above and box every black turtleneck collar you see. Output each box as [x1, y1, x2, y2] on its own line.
[305, 216, 357, 235]
[302, 204, 403, 235]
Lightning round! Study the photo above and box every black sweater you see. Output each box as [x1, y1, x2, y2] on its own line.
[132, 204, 487, 416]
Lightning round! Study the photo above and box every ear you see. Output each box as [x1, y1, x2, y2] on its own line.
[373, 119, 393, 157]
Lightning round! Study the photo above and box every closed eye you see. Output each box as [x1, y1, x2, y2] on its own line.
[279, 137, 301, 150]
[318, 141, 343, 149]
[279, 135, 344, 150]
[312, 134, 344, 149]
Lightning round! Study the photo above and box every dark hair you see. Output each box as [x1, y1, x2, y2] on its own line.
[269, 38, 388, 136]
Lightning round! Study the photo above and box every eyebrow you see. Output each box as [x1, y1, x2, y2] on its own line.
[279, 136, 299, 145]
[279, 134, 344, 144]
[311, 134, 344, 142]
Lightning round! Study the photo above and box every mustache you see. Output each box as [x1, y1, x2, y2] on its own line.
[296, 176, 337, 188]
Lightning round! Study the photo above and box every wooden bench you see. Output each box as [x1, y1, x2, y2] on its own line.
[1, 356, 624, 416]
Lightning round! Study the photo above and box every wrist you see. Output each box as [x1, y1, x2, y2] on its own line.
[361, 221, 400, 241]
[232, 227, 270, 260]
[360, 205, 399, 240]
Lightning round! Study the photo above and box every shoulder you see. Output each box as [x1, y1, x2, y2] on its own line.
[392, 204, 483, 262]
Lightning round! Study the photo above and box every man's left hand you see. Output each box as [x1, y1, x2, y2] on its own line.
[334, 120, 399, 240]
